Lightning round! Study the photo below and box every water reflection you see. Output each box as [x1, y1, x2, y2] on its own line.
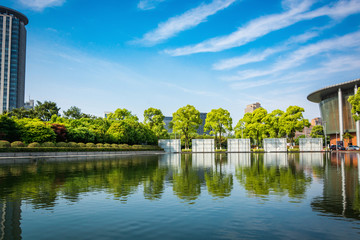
[0, 153, 359, 222]
[311, 152, 360, 220]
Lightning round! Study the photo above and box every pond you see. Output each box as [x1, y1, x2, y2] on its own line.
[0, 152, 359, 239]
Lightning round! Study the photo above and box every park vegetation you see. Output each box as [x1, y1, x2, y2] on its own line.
[0, 100, 312, 150]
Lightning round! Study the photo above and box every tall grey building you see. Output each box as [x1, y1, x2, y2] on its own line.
[0, 6, 28, 113]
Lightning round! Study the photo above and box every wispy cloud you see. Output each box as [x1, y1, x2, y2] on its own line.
[229, 53, 360, 90]
[165, 0, 360, 56]
[133, 0, 237, 46]
[137, 0, 166, 10]
[224, 30, 360, 81]
[212, 31, 319, 70]
[18, 0, 65, 11]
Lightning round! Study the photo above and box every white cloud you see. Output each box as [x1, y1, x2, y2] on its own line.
[19, 0, 65, 11]
[133, 0, 237, 46]
[228, 53, 360, 90]
[212, 30, 319, 70]
[165, 0, 360, 56]
[227, 30, 360, 81]
[137, 0, 166, 10]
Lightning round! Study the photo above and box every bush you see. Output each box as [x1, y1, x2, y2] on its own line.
[86, 143, 96, 148]
[11, 141, 25, 148]
[77, 142, 86, 148]
[0, 140, 10, 148]
[68, 142, 78, 148]
[96, 143, 104, 148]
[17, 119, 56, 143]
[252, 148, 264, 152]
[28, 142, 41, 148]
[42, 142, 55, 147]
[56, 142, 68, 147]
[111, 144, 119, 148]
[119, 144, 129, 148]
[182, 149, 192, 152]
[103, 143, 111, 148]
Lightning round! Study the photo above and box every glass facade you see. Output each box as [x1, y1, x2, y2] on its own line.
[319, 88, 356, 135]
[0, 7, 27, 113]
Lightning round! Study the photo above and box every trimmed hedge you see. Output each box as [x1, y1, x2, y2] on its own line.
[0, 145, 162, 152]
[0, 140, 10, 148]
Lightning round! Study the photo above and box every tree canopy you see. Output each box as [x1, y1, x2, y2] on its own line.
[143, 107, 168, 139]
[204, 108, 232, 149]
[170, 105, 202, 149]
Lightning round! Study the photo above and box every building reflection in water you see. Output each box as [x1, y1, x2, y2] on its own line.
[311, 152, 360, 220]
[0, 199, 21, 240]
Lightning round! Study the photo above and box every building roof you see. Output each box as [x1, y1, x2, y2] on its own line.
[307, 78, 360, 103]
[0, 6, 28, 25]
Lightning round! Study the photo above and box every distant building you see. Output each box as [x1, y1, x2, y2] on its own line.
[245, 102, 261, 114]
[104, 111, 112, 118]
[164, 116, 173, 133]
[24, 99, 34, 109]
[311, 117, 322, 127]
[0, 6, 28, 113]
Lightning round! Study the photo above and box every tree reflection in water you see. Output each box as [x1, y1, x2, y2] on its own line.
[235, 154, 312, 199]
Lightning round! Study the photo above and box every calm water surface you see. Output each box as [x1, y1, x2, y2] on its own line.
[0, 153, 360, 239]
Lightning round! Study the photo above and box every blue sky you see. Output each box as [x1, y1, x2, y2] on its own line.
[2, 0, 360, 123]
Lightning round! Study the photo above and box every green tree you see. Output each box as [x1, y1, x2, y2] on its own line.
[310, 125, 324, 138]
[348, 89, 360, 121]
[143, 107, 169, 139]
[107, 108, 138, 121]
[204, 108, 232, 149]
[34, 101, 60, 121]
[63, 106, 82, 119]
[170, 105, 202, 149]
[235, 108, 268, 147]
[8, 107, 37, 119]
[279, 106, 310, 145]
[264, 109, 284, 138]
[17, 119, 56, 143]
[0, 114, 20, 141]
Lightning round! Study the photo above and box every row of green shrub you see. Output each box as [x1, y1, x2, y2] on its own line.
[0, 140, 161, 150]
[0, 146, 162, 153]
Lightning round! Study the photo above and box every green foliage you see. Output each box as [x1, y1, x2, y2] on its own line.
[279, 106, 310, 144]
[204, 108, 232, 149]
[68, 142, 78, 148]
[106, 120, 156, 145]
[86, 143, 96, 148]
[8, 107, 37, 119]
[143, 107, 169, 139]
[42, 142, 55, 147]
[56, 142, 69, 147]
[104, 143, 111, 148]
[111, 144, 119, 148]
[77, 143, 86, 148]
[107, 108, 138, 121]
[235, 108, 268, 147]
[295, 135, 306, 145]
[96, 143, 104, 148]
[348, 89, 360, 121]
[310, 125, 324, 138]
[63, 106, 82, 119]
[343, 131, 353, 140]
[0, 140, 10, 148]
[11, 141, 25, 147]
[0, 114, 20, 141]
[67, 127, 96, 143]
[170, 105, 202, 149]
[264, 109, 284, 138]
[28, 142, 41, 148]
[17, 119, 56, 143]
[34, 101, 60, 121]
